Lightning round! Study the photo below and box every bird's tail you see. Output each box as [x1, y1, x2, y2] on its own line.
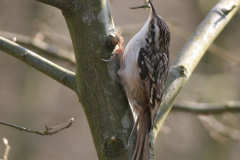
[132, 109, 151, 160]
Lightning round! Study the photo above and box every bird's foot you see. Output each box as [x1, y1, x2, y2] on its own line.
[102, 28, 123, 66]
[101, 51, 118, 62]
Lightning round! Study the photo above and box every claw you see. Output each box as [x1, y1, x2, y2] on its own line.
[102, 28, 124, 66]
[101, 51, 118, 62]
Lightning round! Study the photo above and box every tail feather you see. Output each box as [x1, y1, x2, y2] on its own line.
[135, 123, 145, 159]
[143, 131, 149, 160]
[128, 116, 139, 146]
[132, 110, 151, 160]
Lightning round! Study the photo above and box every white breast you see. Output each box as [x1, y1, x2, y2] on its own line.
[118, 15, 152, 115]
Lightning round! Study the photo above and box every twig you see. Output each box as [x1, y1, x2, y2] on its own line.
[35, 23, 73, 48]
[0, 118, 74, 136]
[30, 33, 76, 64]
[199, 115, 240, 142]
[199, 115, 232, 144]
[172, 101, 240, 114]
[130, 2, 150, 9]
[149, 0, 240, 159]
[0, 138, 10, 160]
[222, 112, 239, 129]
[0, 36, 77, 92]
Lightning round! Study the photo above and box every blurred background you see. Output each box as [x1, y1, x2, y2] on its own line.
[0, 0, 240, 159]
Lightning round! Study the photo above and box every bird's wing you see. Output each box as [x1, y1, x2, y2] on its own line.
[137, 48, 169, 126]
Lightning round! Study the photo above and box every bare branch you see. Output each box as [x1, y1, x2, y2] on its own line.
[149, 0, 240, 159]
[130, 3, 150, 9]
[172, 101, 240, 114]
[36, 0, 67, 10]
[29, 34, 76, 64]
[1, 138, 10, 160]
[35, 23, 73, 48]
[0, 118, 74, 136]
[0, 36, 77, 92]
[0, 31, 75, 64]
[199, 115, 240, 142]
[36, 0, 80, 16]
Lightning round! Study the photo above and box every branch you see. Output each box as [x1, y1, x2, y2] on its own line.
[0, 36, 77, 92]
[172, 101, 240, 114]
[35, 22, 73, 48]
[36, 0, 79, 16]
[0, 118, 74, 136]
[35, 0, 67, 10]
[199, 115, 240, 143]
[0, 31, 76, 64]
[0, 138, 10, 160]
[149, 0, 240, 159]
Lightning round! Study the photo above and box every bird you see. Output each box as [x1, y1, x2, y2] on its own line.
[117, 1, 171, 159]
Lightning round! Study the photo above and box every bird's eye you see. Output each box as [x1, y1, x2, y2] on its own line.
[151, 24, 155, 29]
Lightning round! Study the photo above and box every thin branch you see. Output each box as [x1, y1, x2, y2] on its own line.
[130, 3, 150, 9]
[0, 31, 76, 64]
[129, 0, 154, 9]
[0, 36, 77, 92]
[199, 115, 233, 144]
[149, 0, 240, 159]
[30, 34, 76, 64]
[172, 101, 240, 114]
[35, 22, 73, 48]
[0, 138, 10, 160]
[199, 115, 240, 142]
[222, 112, 239, 129]
[0, 118, 74, 136]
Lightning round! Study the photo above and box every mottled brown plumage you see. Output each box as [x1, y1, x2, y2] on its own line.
[118, 1, 170, 159]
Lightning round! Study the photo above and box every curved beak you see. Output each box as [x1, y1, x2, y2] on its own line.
[149, 1, 157, 18]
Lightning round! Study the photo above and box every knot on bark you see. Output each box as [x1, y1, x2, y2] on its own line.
[103, 136, 125, 156]
[107, 32, 120, 47]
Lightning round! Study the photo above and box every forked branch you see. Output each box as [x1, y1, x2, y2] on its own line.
[0, 118, 74, 136]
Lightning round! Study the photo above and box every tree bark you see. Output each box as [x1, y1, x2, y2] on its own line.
[36, 0, 136, 159]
